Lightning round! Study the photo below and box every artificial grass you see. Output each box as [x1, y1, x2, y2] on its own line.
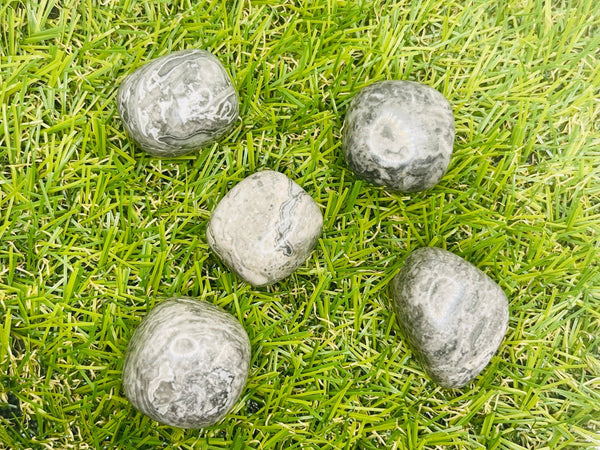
[0, 0, 599, 448]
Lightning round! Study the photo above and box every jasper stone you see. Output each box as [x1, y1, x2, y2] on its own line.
[391, 247, 508, 388]
[207, 170, 323, 286]
[342, 80, 454, 192]
[117, 49, 239, 157]
[122, 297, 251, 428]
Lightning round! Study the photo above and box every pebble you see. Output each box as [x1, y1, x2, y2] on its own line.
[343, 80, 454, 192]
[391, 247, 509, 388]
[117, 49, 239, 157]
[122, 297, 251, 428]
[207, 170, 323, 286]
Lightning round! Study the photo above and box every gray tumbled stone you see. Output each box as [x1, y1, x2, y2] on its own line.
[342, 80, 454, 192]
[122, 297, 251, 428]
[391, 247, 508, 388]
[117, 49, 239, 157]
[207, 170, 323, 287]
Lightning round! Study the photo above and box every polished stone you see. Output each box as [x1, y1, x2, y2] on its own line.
[342, 80, 454, 192]
[122, 297, 251, 428]
[117, 49, 239, 157]
[207, 170, 323, 286]
[391, 247, 508, 388]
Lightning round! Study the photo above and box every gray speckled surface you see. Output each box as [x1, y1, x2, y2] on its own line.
[342, 80, 454, 192]
[207, 170, 323, 287]
[391, 247, 508, 388]
[122, 297, 251, 428]
[117, 49, 239, 157]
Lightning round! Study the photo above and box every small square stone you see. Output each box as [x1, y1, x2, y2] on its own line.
[207, 170, 323, 286]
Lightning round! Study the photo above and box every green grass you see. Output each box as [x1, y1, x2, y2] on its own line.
[1, 0, 599, 448]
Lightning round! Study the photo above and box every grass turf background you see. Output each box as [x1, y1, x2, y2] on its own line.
[1, 0, 599, 448]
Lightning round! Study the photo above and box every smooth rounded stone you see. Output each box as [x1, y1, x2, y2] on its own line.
[207, 170, 323, 287]
[391, 247, 508, 388]
[117, 49, 239, 157]
[122, 297, 251, 428]
[342, 80, 455, 192]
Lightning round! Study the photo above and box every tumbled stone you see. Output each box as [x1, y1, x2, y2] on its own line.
[342, 80, 454, 192]
[122, 297, 251, 428]
[117, 49, 239, 157]
[207, 170, 323, 286]
[391, 247, 508, 388]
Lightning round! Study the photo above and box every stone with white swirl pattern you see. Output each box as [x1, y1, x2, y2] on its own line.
[342, 80, 455, 192]
[122, 297, 251, 428]
[117, 49, 239, 157]
[207, 170, 323, 286]
[391, 247, 508, 388]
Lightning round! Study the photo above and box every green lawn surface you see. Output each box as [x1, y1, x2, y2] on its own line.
[1, 0, 599, 448]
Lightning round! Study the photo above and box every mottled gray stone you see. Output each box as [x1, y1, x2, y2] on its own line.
[342, 80, 455, 192]
[391, 247, 508, 388]
[117, 49, 239, 157]
[207, 170, 323, 287]
[122, 297, 251, 428]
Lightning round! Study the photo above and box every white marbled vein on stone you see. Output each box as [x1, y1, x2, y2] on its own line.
[117, 49, 239, 157]
[391, 247, 509, 388]
[207, 170, 323, 287]
[122, 297, 251, 428]
[342, 80, 455, 192]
